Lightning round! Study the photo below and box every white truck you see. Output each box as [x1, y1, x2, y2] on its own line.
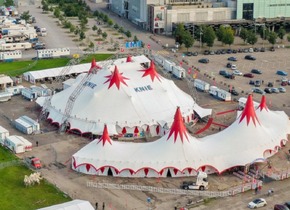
[154, 55, 165, 66]
[0, 50, 22, 61]
[37, 48, 70, 59]
[209, 86, 231, 101]
[172, 65, 185, 79]
[163, 59, 175, 73]
[180, 172, 208, 190]
[193, 79, 210, 92]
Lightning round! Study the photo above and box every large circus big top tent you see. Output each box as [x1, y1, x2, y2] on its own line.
[72, 95, 290, 177]
[40, 56, 211, 135]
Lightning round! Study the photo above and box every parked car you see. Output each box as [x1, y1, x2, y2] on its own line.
[215, 50, 221, 55]
[210, 51, 215, 55]
[226, 62, 232, 68]
[231, 64, 237, 70]
[229, 89, 239, 95]
[249, 80, 255, 85]
[219, 70, 228, 76]
[281, 81, 288, 86]
[232, 49, 237, 53]
[249, 48, 254, 53]
[245, 55, 256, 60]
[255, 80, 261, 87]
[254, 47, 260, 52]
[224, 73, 235, 79]
[228, 56, 237, 61]
[260, 47, 265, 52]
[192, 52, 198, 56]
[285, 202, 290, 208]
[251, 69, 262, 74]
[233, 70, 243, 76]
[274, 204, 290, 210]
[248, 198, 267, 209]
[270, 46, 275, 51]
[186, 52, 192, 56]
[199, 58, 209, 63]
[264, 88, 272, 94]
[268, 82, 274, 87]
[277, 70, 288, 76]
[221, 49, 227, 54]
[278, 87, 286, 93]
[226, 49, 232, 54]
[252, 88, 265, 94]
[203, 50, 210, 55]
[271, 88, 279, 93]
[244, 73, 254, 78]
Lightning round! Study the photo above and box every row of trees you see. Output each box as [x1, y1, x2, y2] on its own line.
[174, 23, 288, 51]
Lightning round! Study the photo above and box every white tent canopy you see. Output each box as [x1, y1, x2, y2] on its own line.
[72, 95, 289, 177]
[40, 56, 211, 135]
[37, 199, 94, 210]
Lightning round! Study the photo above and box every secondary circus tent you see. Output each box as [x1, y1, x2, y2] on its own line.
[72, 95, 290, 177]
[39, 56, 211, 135]
[37, 199, 94, 210]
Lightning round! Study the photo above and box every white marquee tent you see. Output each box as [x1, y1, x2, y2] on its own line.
[38, 56, 211, 136]
[37, 199, 94, 210]
[72, 95, 289, 177]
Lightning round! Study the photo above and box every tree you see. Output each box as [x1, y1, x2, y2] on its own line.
[277, 27, 286, 42]
[103, 14, 109, 22]
[69, 24, 76, 33]
[215, 25, 226, 42]
[222, 27, 235, 46]
[113, 23, 119, 30]
[4, 0, 14, 6]
[287, 34, 290, 42]
[118, 27, 124, 33]
[183, 31, 194, 51]
[268, 31, 278, 46]
[114, 42, 120, 50]
[93, 10, 99, 17]
[246, 30, 258, 46]
[239, 28, 248, 43]
[258, 26, 270, 40]
[125, 30, 132, 39]
[74, 26, 80, 35]
[92, 25, 98, 31]
[108, 19, 114, 27]
[173, 23, 186, 45]
[42, 3, 49, 12]
[20, 11, 31, 23]
[133, 35, 138, 43]
[79, 31, 86, 40]
[203, 26, 216, 48]
[89, 42, 94, 49]
[53, 7, 61, 18]
[102, 32, 108, 39]
[97, 28, 102, 36]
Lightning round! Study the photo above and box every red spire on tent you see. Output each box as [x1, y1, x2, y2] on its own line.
[167, 107, 189, 143]
[134, 126, 139, 133]
[126, 54, 133, 62]
[104, 65, 129, 89]
[122, 127, 127, 134]
[258, 95, 269, 111]
[88, 58, 101, 74]
[97, 125, 112, 146]
[139, 61, 161, 82]
[239, 94, 260, 126]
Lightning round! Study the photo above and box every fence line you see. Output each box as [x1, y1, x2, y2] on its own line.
[0, 160, 22, 170]
[86, 181, 261, 198]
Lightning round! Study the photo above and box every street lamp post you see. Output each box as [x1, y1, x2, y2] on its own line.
[199, 29, 203, 53]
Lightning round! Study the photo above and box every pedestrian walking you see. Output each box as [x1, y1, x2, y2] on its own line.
[95, 202, 98, 210]
[255, 187, 258, 194]
[102, 202, 105, 210]
[36, 141, 38, 147]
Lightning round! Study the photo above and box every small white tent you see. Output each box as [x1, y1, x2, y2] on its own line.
[37, 199, 94, 210]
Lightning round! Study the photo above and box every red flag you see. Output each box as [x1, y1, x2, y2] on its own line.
[187, 67, 192, 74]
[180, 61, 183, 66]
[229, 85, 232, 92]
[120, 48, 124, 52]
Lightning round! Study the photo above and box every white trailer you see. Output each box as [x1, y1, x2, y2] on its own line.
[172, 65, 185, 79]
[209, 86, 231, 101]
[5, 85, 24, 95]
[163, 59, 175, 73]
[193, 79, 210, 92]
[0, 42, 32, 51]
[37, 48, 70, 59]
[20, 116, 40, 133]
[21, 87, 38, 101]
[0, 50, 22, 61]
[0, 92, 12, 102]
[16, 136, 32, 151]
[4, 135, 25, 153]
[238, 97, 259, 110]
[30, 85, 52, 96]
[0, 126, 9, 146]
[153, 55, 165, 66]
[14, 118, 34, 134]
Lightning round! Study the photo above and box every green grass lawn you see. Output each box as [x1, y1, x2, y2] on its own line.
[0, 54, 113, 76]
[0, 165, 71, 210]
[0, 0, 4, 6]
[0, 146, 18, 163]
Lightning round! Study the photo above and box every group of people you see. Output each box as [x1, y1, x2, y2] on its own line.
[95, 202, 105, 210]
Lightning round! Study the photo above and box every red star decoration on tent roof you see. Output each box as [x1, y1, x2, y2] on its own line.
[97, 124, 112, 146]
[139, 61, 161, 82]
[239, 94, 260, 126]
[257, 95, 269, 111]
[167, 107, 189, 143]
[88, 58, 101, 74]
[104, 65, 129, 89]
[126, 55, 133, 62]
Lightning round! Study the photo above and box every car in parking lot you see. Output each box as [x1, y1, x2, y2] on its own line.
[192, 52, 198, 56]
[249, 48, 254, 53]
[203, 50, 210, 55]
[247, 198, 267, 209]
[245, 55, 256, 60]
[252, 88, 265, 94]
[264, 88, 272, 94]
[224, 73, 235, 79]
[244, 73, 254, 78]
[226, 62, 232, 68]
[274, 204, 290, 210]
[233, 70, 243, 76]
[277, 70, 288, 76]
[255, 80, 261, 87]
[281, 81, 288, 86]
[229, 89, 239, 95]
[199, 58, 209, 63]
[268, 82, 273, 87]
[251, 69, 262, 74]
[278, 87, 286, 93]
[285, 202, 290, 208]
[219, 70, 228, 76]
[271, 88, 280, 93]
[228, 56, 237, 61]
[249, 80, 255, 85]
[260, 47, 265, 52]
[186, 52, 192, 56]
[231, 64, 237, 70]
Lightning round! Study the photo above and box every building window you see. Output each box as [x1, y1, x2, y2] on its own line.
[242, 3, 254, 20]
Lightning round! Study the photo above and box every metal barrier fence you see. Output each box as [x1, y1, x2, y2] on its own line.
[86, 181, 261, 198]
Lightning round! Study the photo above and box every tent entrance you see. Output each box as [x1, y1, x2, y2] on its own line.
[107, 168, 113, 176]
[166, 169, 172, 177]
